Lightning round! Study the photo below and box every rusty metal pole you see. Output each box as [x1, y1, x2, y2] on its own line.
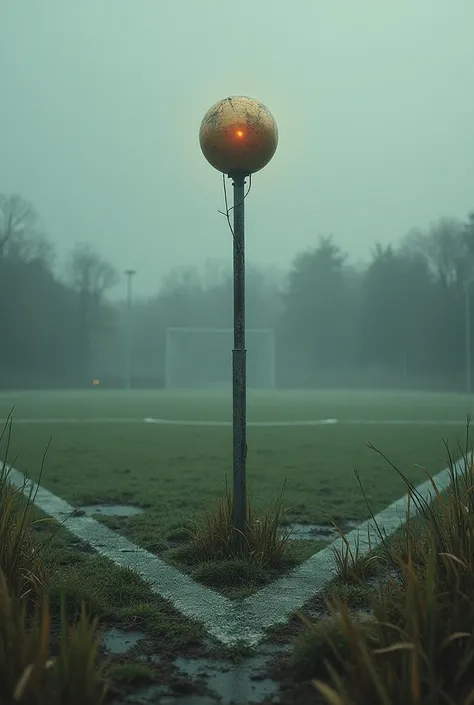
[230, 172, 247, 552]
[199, 96, 278, 555]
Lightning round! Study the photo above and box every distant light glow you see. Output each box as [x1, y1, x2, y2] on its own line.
[92, 379, 100, 386]
[235, 129, 245, 139]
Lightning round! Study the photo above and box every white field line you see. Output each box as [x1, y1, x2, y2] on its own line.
[0, 418, 144, 424]
[5, 453, 470, 647]
[0, 417, 467, 427]
[142, 418, 466, 427]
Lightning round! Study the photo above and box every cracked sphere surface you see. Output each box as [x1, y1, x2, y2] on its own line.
[199, 96, 278, 175]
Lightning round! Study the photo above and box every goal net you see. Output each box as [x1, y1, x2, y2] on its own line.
[164, 327, 276, 390]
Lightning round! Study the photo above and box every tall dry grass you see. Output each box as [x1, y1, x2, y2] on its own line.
[0, 412, 109, 704]
[312, 423, 474, 705]
[188, 479, 293, 568]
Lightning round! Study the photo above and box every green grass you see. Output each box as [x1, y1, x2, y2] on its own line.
[2, 389, 473, 572]
[2, 389, 474, 701]
[303, 431, 474, 704]
[0, 487, 203, 701]
[1, 388, 473, 421]
[30, 512, 203, 651]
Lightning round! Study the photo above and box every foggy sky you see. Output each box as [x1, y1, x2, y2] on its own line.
[1, 0, 473, 298]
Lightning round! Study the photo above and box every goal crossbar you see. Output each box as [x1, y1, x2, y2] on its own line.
[164, 326, 276, 390]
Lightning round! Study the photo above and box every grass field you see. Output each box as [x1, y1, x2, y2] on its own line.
[2, 388, 473, 561]
[3, 387, 474, 702]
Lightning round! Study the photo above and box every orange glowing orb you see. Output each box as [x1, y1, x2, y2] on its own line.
[92, 379, 100, 386]
[199, 96, 278, 175]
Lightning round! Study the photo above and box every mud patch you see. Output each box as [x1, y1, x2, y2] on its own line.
[101, 627, 146, 655]
[159, 698, 217, 705]
[115, 689, 216, 705]
[117, 643, 291, 705]
[173, 642, 289, 704]
[79, 504, 146, 517]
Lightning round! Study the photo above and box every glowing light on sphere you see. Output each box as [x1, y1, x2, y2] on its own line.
[199, 96, 278, 175]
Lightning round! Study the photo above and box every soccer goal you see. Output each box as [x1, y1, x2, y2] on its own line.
[164, 327, 276, 390]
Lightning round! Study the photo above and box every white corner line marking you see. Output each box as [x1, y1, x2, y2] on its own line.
[5, 453, 469, 646]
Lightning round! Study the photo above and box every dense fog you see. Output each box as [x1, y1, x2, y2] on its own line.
[1, 193, 474, 391]
[1, 1, 473, 391]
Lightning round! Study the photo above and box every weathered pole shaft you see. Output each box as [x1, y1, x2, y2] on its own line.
[126, 275, 133, 390]
[231, 172, 247, 551]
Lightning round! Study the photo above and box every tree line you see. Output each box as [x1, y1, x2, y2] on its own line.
[0, 194, 118, 388]
[2, 191, 474, 391]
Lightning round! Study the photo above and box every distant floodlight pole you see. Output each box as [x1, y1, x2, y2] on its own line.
[199, 96, 278, 551]
[124, 269, 136, 390]
[465, 278, 474, 394]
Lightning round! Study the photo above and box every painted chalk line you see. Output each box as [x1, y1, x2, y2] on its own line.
[5, 453, 469, 647]
[0, 418, 144, 424]
[142, 417, 466, 427]
[142, 417, 341, 427]
[0, 417, 466, 427]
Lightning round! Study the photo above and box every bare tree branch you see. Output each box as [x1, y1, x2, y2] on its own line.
[0, 193, 52, 265]
[0, 194, 37, 242]
[401, 217, 469, 289]
[68, 243, 119, 297]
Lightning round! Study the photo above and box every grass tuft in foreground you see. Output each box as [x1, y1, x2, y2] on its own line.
[331, 520, 383, 584]
[0, 561, 108, 704]
[0, 414, 54, 605]
[186, 479, 293, 569]
[299, 421, 474, 705]
[0, 412, 109, 704]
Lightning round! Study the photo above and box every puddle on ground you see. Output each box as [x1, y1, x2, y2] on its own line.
[154, 697, 216, 705]
[116, 642, 290, 705]
[284, 520, 360, 541]
[173, 642, 288, 705]
[79, 504, 146, 517]
[101, 627, 146, 654]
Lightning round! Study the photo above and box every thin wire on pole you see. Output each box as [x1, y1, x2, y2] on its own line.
[218, 173, 252, 256]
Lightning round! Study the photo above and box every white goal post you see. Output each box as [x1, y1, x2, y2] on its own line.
[164, 327, 276, 390]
